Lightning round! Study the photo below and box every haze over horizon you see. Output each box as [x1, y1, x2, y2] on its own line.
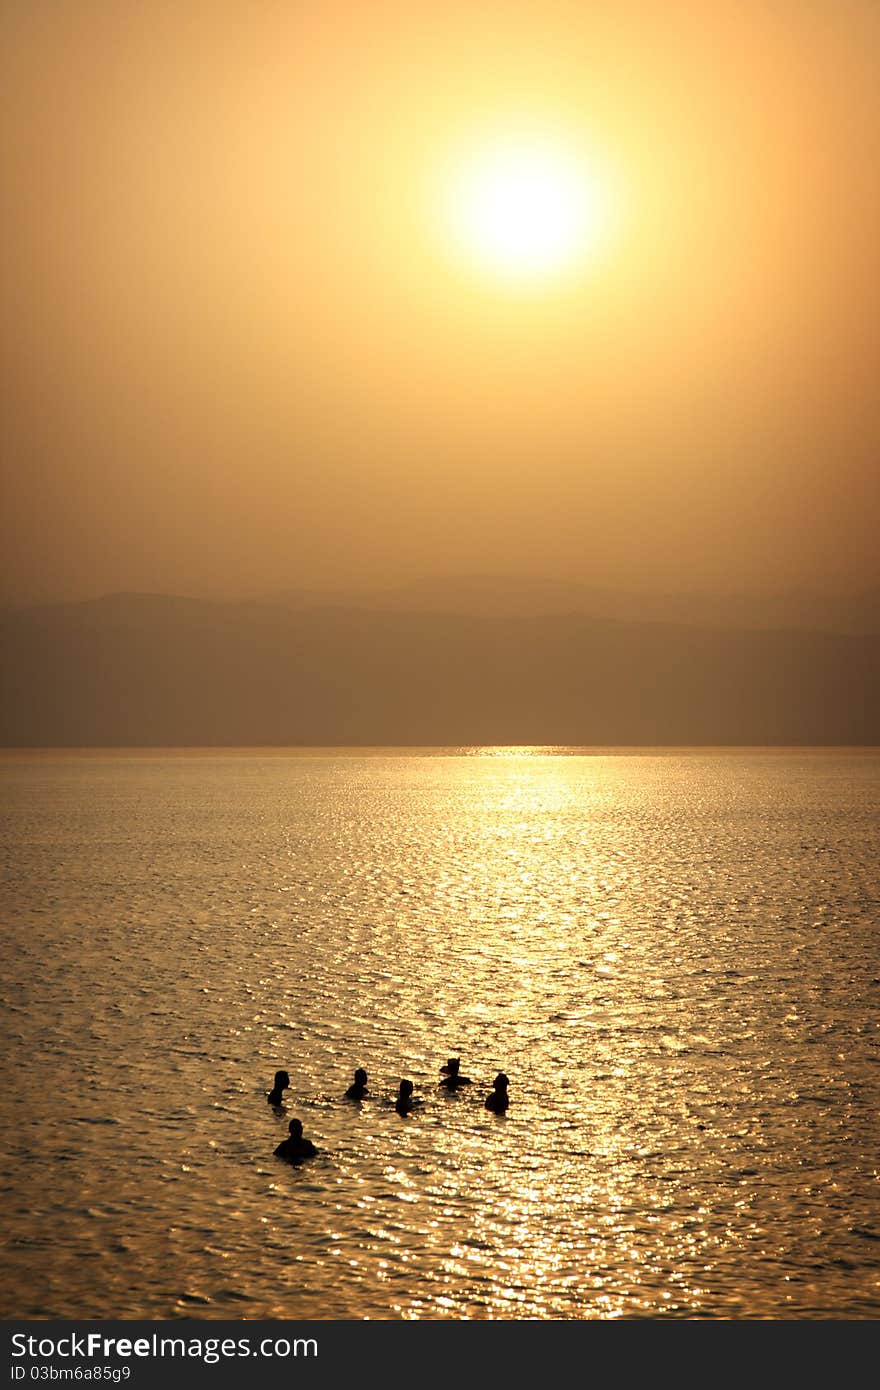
[6, 571, 879, 634]
[3, 1, 879, 609]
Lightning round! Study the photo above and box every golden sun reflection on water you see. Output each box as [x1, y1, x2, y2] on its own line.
[0, 751, 878, 1318]
[465, 744, 564, 757]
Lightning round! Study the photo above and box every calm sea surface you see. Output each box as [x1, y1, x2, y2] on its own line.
[1, 749, 878, 1319]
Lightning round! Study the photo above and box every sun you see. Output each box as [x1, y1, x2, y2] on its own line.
[446, 135, 614, 282]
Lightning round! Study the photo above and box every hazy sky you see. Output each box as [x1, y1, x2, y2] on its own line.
[2, 0, 878, 604]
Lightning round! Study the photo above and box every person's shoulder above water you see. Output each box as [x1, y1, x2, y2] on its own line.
[345, 1066, 369, 1101]
[439, 1057, 471, 1088]
[485, 1072, 510, 1113]
[395, 1078, 418, 1115]
[274, 1117, 317, 1162]
[267, 1069, 290, 1105]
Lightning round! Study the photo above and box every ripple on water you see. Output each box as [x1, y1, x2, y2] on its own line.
[0, 749, 878, 1318]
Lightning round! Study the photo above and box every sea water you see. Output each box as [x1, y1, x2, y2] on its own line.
[1, 749, 878, 1319]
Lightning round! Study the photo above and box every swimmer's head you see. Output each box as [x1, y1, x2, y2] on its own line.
[273, 1070, 290, 1090]
[354, 1068, 368, 1087]
[288, 1118, 303, 1140]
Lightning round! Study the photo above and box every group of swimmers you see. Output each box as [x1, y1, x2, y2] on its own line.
[267, 1058, 510, 1163]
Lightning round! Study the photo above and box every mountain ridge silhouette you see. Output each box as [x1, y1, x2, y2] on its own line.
[2, 592, 877, 746]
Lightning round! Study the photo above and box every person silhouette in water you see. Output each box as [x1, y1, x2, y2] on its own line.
[345, 1067, 369, 1101]
[274, 1117, 317, 1163]
[267, 1070, 290, 1106]
[439, 1058, 471, 1091]
[484, 1072, 510, 1113]
[395, 1079, 416, 1116]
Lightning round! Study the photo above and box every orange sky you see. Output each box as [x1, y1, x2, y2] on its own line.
[2, 0, 878, 604]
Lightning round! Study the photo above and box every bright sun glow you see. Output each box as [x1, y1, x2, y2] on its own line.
[447, 136, 614, 281]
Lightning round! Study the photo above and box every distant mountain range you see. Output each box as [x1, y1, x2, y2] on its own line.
[256, 574, 880, 634]
[2, 590, 878, 746]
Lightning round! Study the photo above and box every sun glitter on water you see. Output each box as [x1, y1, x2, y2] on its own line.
[445, 133, 616, 282]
